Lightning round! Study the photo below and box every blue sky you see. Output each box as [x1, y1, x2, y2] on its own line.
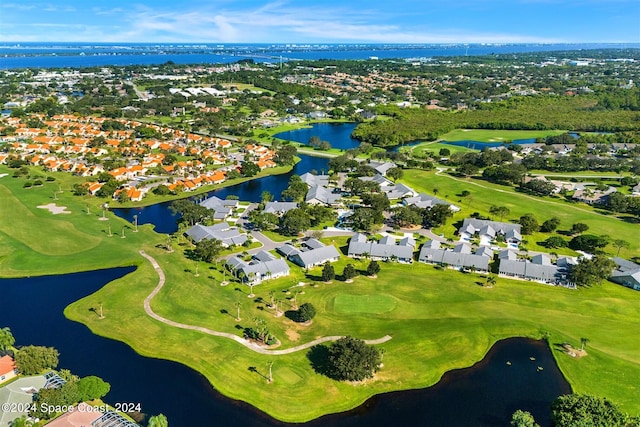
[1, 0, 639, 43]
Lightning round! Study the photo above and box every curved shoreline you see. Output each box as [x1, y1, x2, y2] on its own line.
[139, 250, 392, 354]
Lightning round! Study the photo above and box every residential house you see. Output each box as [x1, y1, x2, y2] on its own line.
[347, 233, 415, 262]
[0, 355, 17, 384]
[360, 174, 394, 188]
[226, 251, 290, 283]
[403, 193, 460, 212]
[300, 173, 330, 188]
[418, 241, 492, 272]
[263, 201, 298, 216]
[459, 219, 522, 246]
[276, 239, 341, 269]
[610, 257, 640, 291]
[498, 254, 567, 284]
[200, 196, 239, 220]
[572, 187, 617, 205]
[306, 185, 341, 206]
[185, 222, 248, 247]
[382, 183, 417, 200]
[368, 161, 397, 176]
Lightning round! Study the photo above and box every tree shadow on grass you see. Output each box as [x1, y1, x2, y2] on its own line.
[552, 342, 571, 354]
[284, 310, 301, 322]
[307, 345, 331, 377]
[248, 366, 268, 381]
[304, 273, 323, 282]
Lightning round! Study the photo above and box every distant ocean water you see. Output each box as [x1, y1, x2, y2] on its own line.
[0, 42, 637, 69]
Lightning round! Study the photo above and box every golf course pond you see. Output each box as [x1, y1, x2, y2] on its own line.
[0, 268, 571, 426]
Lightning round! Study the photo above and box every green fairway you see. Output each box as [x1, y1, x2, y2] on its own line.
[333, 293, 397, 314]
[438, 128, 567, 142]
[401, 170, 640, 258]
[1, 165, 639, 422]
[403, 141, 474, 157]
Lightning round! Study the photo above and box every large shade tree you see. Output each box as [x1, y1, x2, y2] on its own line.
[326, 336, 381, 381]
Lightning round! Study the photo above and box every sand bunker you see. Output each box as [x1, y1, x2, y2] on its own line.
[37, 203, 71, 214]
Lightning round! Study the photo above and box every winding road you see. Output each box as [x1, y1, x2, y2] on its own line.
[139, 250, 392, 355]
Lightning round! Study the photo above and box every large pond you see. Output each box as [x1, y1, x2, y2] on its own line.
[0, 268, 570, 426]
[274, 122, 361, 151]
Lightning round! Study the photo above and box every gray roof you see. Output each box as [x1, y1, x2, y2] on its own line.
[505, 228, 522, 242]
[475, 246, 494, 258]
[531, 254, 552, 265]
[360, 174, 393, 187]
[263, 201, 298, 215]
[185, 223, 248, 246]
[418, 245, 489, 271]
[300, 173, 329, 188]
[613, 257, 640, 272]
[383, 183, 415, 200]
[403, 193, 455, 210]
[379, 235, 395, 245]
[348, 234, 416, 261]
[304, 238, 325, 250]
[399, 236, 416, 248]
[306, 185, 340, 205]
[290, 245, 341, 267]
[276, 243, 301, 257]
[610, 269, 640, 289]
[254, 250, 276, 262]
[499, 249, 518, 260]
[200, 195, 238, 219]
[369, 161, 396, 175]
[499, 259, 560, 282]
[479, 225, 496, 238]
[461, 219, 521, 236]
[424, 239, 441, 249]
[453, 243, 472, 254]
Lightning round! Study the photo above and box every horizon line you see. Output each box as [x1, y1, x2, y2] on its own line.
[2, 41, 640, 46]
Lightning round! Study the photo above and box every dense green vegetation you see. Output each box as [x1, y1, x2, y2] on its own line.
[352, 96, 640, 146]
[551, 394, 640, 427]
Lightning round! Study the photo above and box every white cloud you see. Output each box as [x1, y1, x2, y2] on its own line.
[0, 1, 634, 43]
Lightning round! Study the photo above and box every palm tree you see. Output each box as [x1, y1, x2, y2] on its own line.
[486, 275, 497, 288]
[267, 361, 274, 383]
[580, 337, 589, 351]
[269, 290, 276, 309]
[235, 301, 241, 321]
[247, 273, 257, 297]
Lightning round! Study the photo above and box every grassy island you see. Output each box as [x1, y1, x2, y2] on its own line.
[1, 166, 639, 423]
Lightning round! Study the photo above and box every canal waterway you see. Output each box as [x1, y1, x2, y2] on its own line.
[114, 154, 330, 234]
[0, 267, 570, 426]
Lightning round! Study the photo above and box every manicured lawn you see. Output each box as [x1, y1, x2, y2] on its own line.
[2, 166, 639, 422]
[259, 230, 292, 243]
[64, 254, 640, 421]
[333, 293, 397, 314]
[403, 141, 473, 157]
[439, 129, 567, 142]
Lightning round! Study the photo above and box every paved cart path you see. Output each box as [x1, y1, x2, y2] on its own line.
[140, 250, 391, 355]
